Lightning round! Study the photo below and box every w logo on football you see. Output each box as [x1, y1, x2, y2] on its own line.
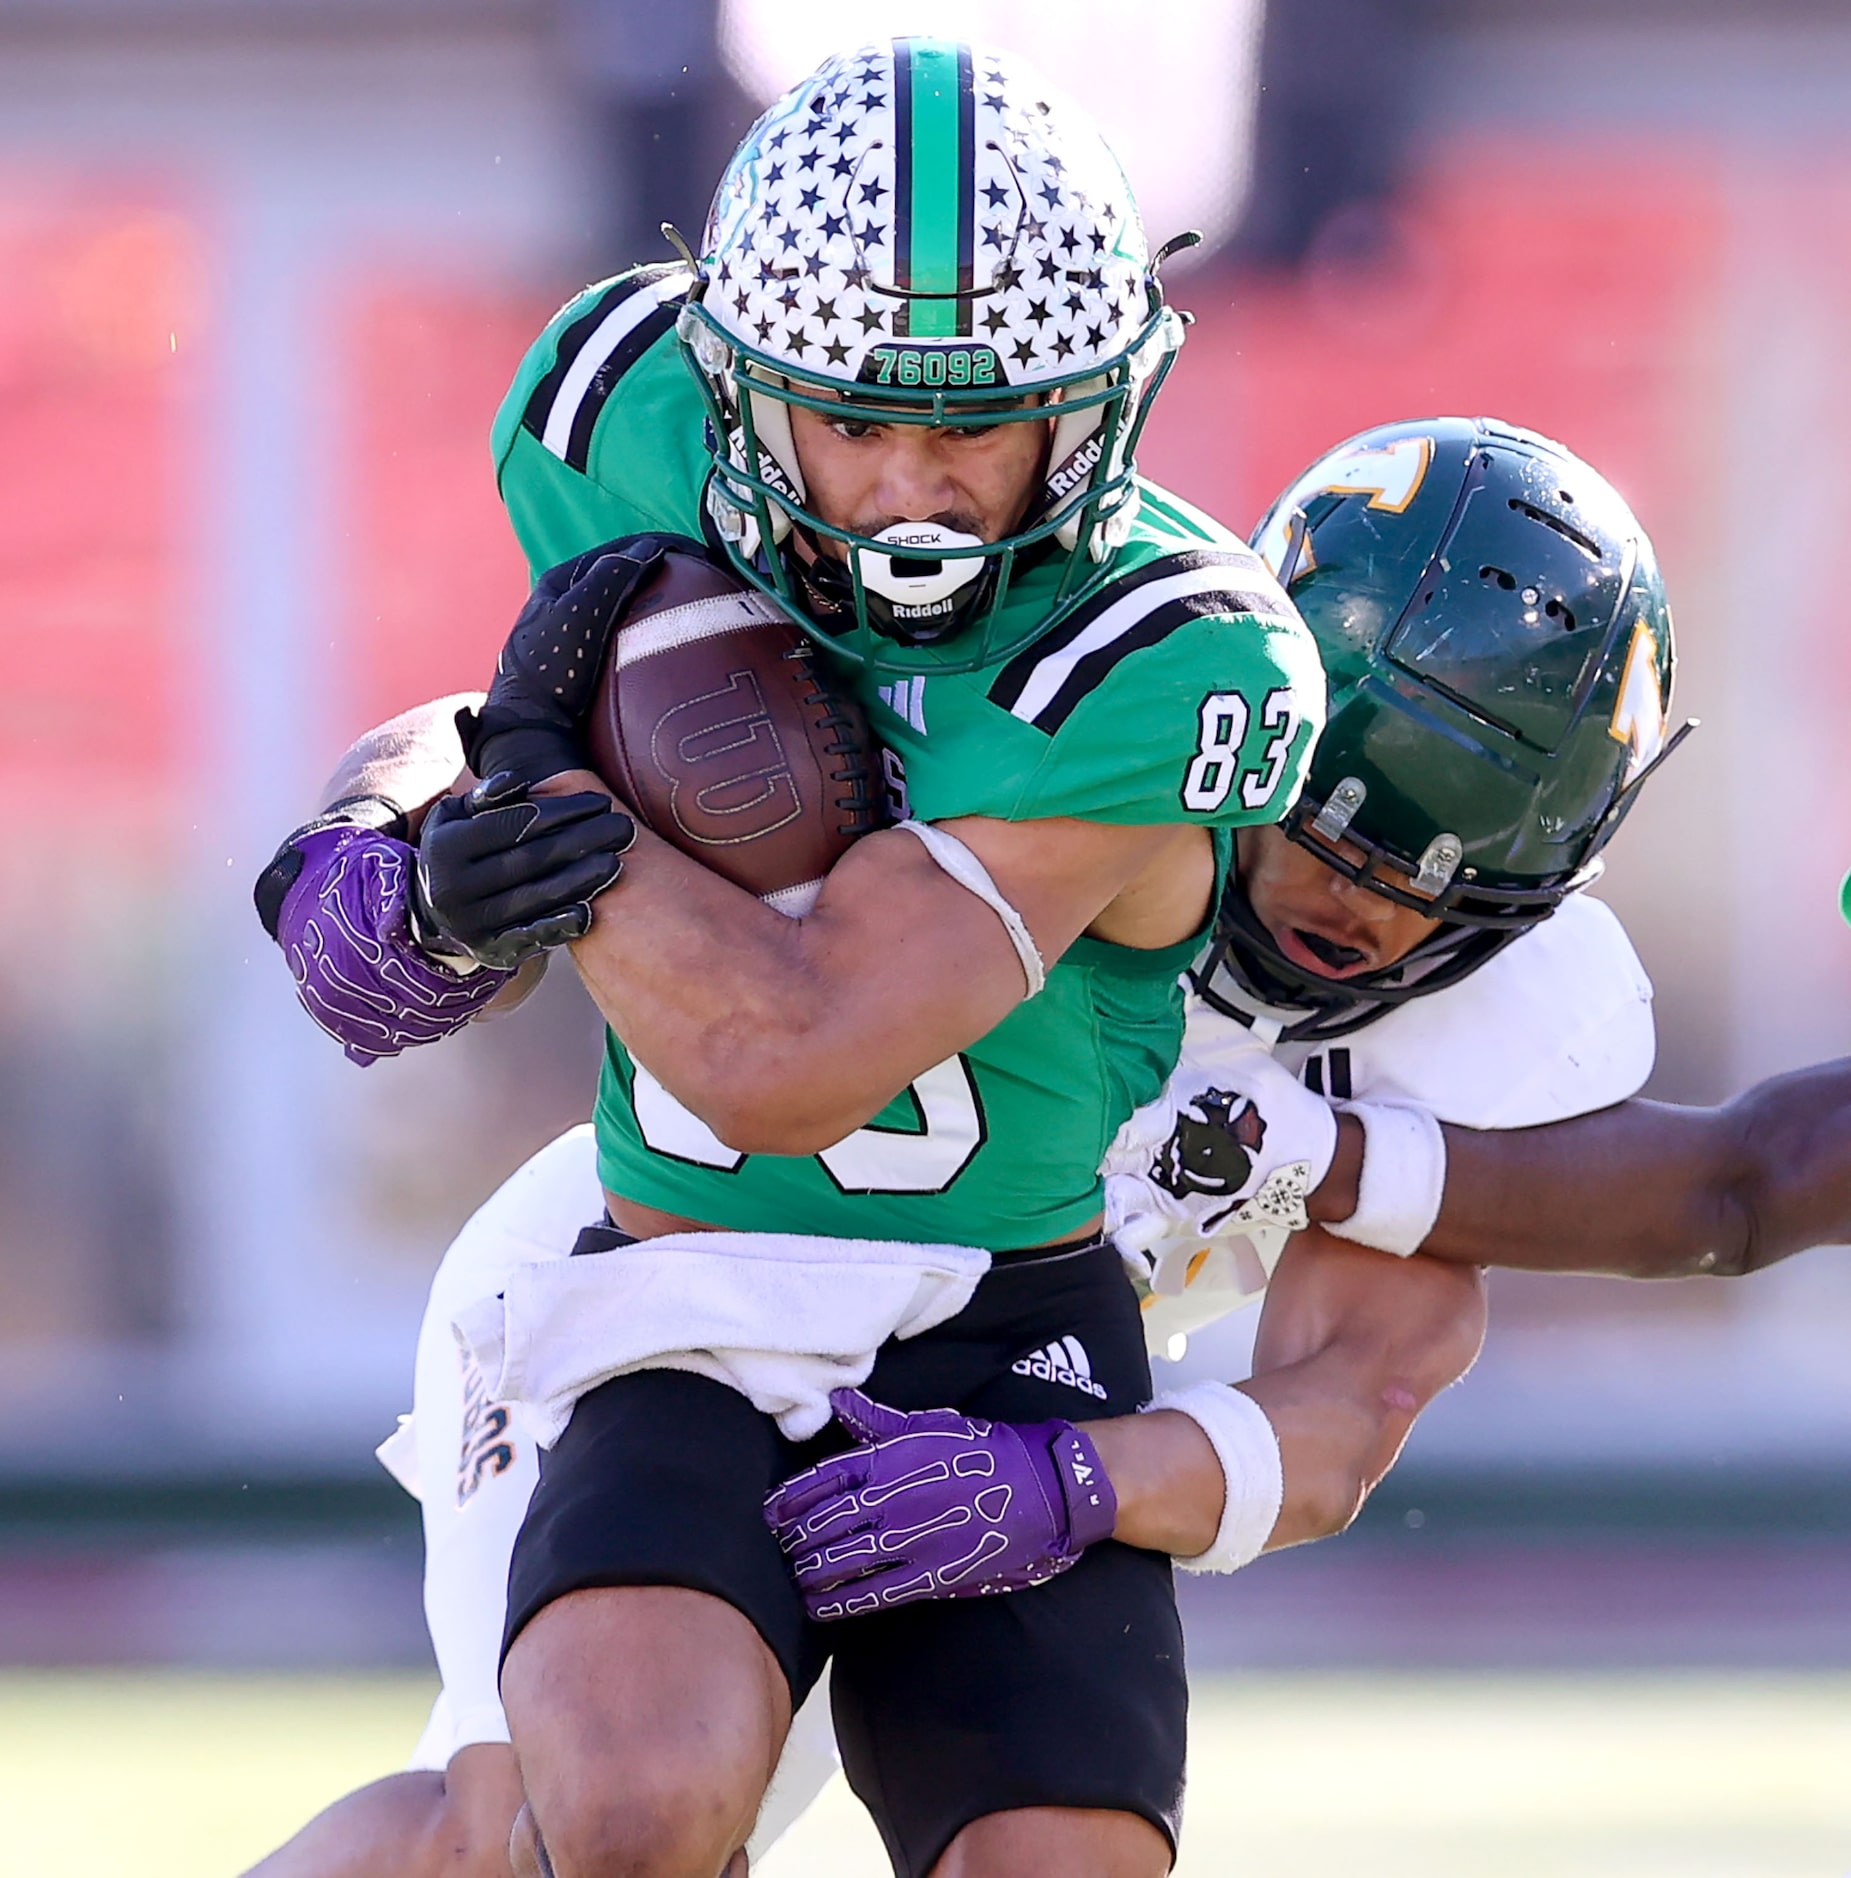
[1150, 1088, 1268, 1231]
[651, 669, 802, 847]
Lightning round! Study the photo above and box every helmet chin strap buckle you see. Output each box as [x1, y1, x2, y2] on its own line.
[854, 523, 988, 621]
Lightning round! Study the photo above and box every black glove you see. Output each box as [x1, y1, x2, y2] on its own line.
[412, 772, 635, 971]
[253, 793, 409, 940]
[462, 532, 704, 786]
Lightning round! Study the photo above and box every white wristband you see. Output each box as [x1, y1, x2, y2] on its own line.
[1325, 1100, 1446, 1258]
[895, 819, 1046, 998]
[1146, 1380, 1282, 1574]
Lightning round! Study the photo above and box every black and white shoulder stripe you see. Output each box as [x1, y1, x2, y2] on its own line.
[521, 265, 692, 473]
[988, 549, 1293, 734]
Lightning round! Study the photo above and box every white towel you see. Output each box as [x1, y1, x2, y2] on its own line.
[451, 1230, 992, 1444]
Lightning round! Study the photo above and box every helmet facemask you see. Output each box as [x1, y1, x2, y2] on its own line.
[683, 304, 1179, 667]
[1195, 874, 1524, 1044]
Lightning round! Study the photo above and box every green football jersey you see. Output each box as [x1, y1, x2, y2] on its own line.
[491, 268, 1325, 1248]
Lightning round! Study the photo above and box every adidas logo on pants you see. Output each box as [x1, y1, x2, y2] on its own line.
[1011, 1335, 1108, 1400]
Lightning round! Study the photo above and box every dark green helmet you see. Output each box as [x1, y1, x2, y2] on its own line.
[1201, 416, 1689, 1040]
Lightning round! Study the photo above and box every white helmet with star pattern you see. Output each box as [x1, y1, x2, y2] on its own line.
[676, 37, 1188, 673]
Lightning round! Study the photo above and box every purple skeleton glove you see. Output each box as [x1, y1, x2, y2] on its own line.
[261, 824, 511, 1065]
[763, 1387, 1118, 1621]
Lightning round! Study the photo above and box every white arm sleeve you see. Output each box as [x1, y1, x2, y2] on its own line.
[1324, 1100, 1448, 1257]
[894, 819, 1046, 998]
[1145, 1380, 1284, 1573]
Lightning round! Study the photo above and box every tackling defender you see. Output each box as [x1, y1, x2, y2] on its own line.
[755, 426, 1848, 1605]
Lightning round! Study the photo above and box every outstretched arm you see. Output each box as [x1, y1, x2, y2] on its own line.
[765, 1228, 1486, 1614]
[1144, 1047, 1851, 1284]
[1411, 1059, 1851, 1279]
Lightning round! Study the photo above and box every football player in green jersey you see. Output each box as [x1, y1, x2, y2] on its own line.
[400, 40, 1326, 1878]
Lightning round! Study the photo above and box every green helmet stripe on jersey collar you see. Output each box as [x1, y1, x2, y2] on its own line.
[895, 39, 974, 338]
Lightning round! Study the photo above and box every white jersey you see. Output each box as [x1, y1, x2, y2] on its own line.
[1143, 891, 1655, 1360]
[389, 891, 1653, 1839]
[1257, 894, 1654, 1127]
[388, 1125, 840, 1859]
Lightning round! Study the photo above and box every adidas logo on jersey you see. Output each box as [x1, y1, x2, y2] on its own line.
[1012, 1335, 1108, 1400]
[876, 675, 928, 735]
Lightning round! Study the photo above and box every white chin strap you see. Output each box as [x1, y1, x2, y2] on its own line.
[747, 388, 805, 499]
[711, 386, 805, 559]
[853, 522, 988, 611]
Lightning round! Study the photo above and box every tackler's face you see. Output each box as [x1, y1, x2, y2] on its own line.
[787, 396, 1053, 553]
[1236, 825, 1445, 980]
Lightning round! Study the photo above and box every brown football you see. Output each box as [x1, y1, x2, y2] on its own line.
[585, 549, 882, 912]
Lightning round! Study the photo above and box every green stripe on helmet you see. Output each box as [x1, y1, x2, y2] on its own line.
[895, 39, 973, 340]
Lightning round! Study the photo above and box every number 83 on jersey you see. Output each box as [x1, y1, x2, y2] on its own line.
[1182, 687, 1302, 815]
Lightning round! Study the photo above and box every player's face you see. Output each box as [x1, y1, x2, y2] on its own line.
[787, 400, 1050, 548]
[1237, 825, 1444, 978]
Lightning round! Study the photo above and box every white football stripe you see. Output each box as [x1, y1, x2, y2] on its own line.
[1007, 564, 1285, 726]
[612, 591, 788, 667]
[539, 270, 692, 460]
[761, 879, 823, 917]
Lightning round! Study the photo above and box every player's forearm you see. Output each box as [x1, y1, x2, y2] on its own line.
[1239, 1367, 1406, 1549]
[1242, 1235, 1486, 1546]
[566, 810, 1023, 1154]
[1087, 1410, 1227, 1557]
[1091, 1388, 1401, 1558]
[1093, 1247, 1486, 1559]
[568, 821, 844, 1149]
[1413, 1060, 1851, 1277]
[1409, 1102, 1739, 1275]
[1093, 1379, 1425, 1559]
